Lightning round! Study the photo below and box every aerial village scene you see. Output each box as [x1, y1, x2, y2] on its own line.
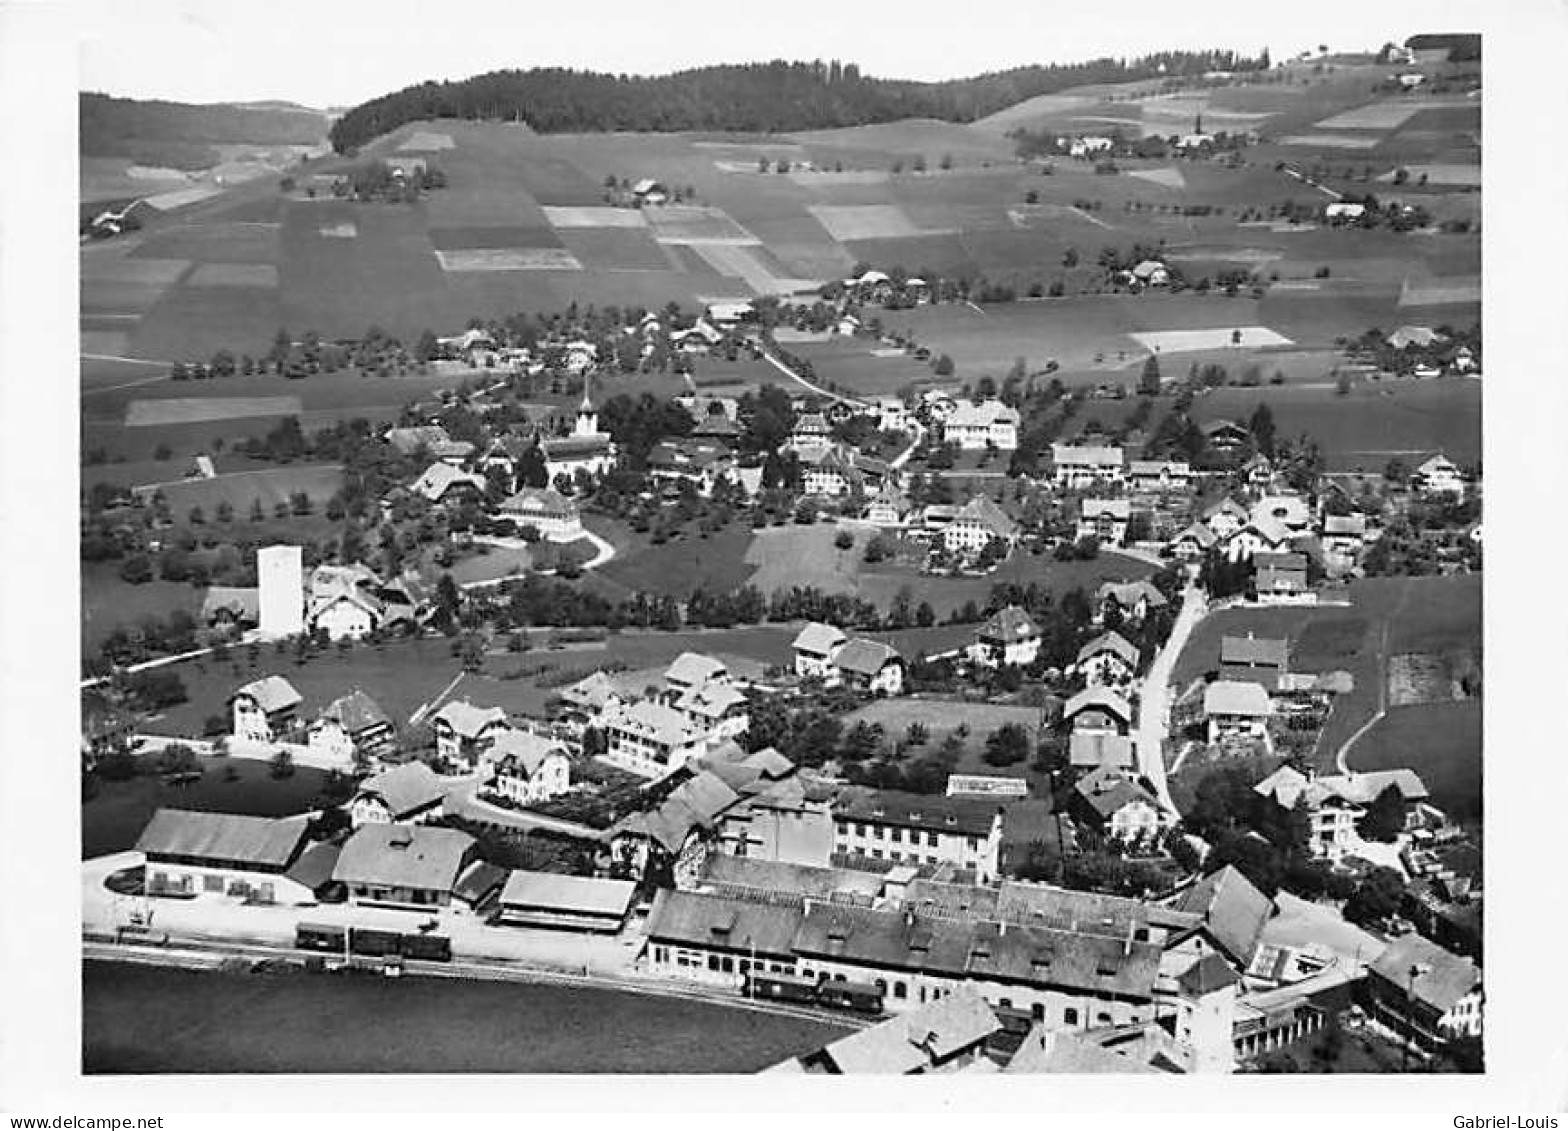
[77, 30, 1483, 1076]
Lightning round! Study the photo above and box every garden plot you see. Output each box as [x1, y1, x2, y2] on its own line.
[1128, 326, 1293, 353]
[807, 204, 946, 241]
[1278, 134, 1383, 149]
[1314, 102, 1426, 130]
[433, 248, 583, 272]
[1387, 651, 1479, 707]
[1125, 166, 1186, 190]
[186, 262, 279, 288]
[1399, 276, 1481, 307]
[319, 221, 356, 239]
[399, 130, 454, 151]
[646, 205, 757, 244]
[124, 396, 303, 427]
[541, 206, 648, 228]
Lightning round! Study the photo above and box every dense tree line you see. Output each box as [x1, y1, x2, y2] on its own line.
[329, 53, 1270, 152]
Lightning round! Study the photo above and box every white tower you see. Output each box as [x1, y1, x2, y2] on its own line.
[258, 544, 305, 639]
[574, 381, 599, 437]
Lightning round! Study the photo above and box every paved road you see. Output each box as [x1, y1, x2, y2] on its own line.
[1134, 585, 1207, 813]
[443, 783, 605, 841]
[1332, 583, 1411, 773]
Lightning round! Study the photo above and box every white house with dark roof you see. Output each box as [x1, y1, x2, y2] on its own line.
[1076, 631, 1141, 688]
[1070, 766, 1174, 842]
[942, 399, 1020, 450]
[230, 675, 303, 742]
[944, 495, 1020, 557]
[483, 728, 571, 805]
[1226, 515, 1292, 562]
[1096, 580, 1168, 624]
[833, 639, 905, 696]
[308, 689, 394, 763]
[1413, 454, 1465, 497]
[1202, 680, 1273, 744]
[1255, 765, 1429, 862]
[832, 789, 1005, 882]
[349, 760, 449, 826]
[1077, 498, 1131, 547]
[600, 698, 714, 779]
[1128, 459, 1192, 494]
[429, 699, 508, 772]
[969, 605, 1041, 669]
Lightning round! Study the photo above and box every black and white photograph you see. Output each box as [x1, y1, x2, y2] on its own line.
[2, 0, 1566, 1118]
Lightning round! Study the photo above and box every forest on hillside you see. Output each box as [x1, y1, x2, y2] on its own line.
[80, 93, 329, 169]
[327, 52, 1269, 152]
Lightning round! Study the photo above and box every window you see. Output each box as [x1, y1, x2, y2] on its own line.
[893, 982, 907, 999]
[720, 956, 734, 973]
[872, 849, 883, 860]
[927, 832, 938, 847]
[203, 873, 224, 892]
[1097, 1012, 1112, 1025]
[855, 823, 866, 837]
[708, 954, 722, 971]
[890, 828, 902, 843]
[967, 837, 979, 851]
[1065, 1008, 1079, 1025]
[999, 998, 1013, 1009]
[654, 946, 668, 964]
[1032, 1003, 1045, 1022]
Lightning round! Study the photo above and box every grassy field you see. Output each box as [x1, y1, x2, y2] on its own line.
[591, 523, 758, 599]
[1191, 379, 1481, 472]
[136, 464, 344, 514]
[81, 561, 206, 652]
[1351, 699, 1481, 822]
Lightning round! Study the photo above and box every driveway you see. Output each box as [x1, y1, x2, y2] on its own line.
[1134, 585, 1207, 812]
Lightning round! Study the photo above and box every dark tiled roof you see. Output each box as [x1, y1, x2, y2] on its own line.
[1172, 865, 1274, 967]
[136, 809, 308, 869]
[833, 789, 1001, 839]
[645, 888, 802, 958]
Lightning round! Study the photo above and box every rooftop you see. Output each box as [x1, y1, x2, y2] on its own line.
[498, 870, 637, 917]
[135, 809, 308, 868]
[355, 760, 448, 817]
[331, 824, 476, 893]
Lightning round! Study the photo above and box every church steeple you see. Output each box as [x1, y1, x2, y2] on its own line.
[574, 378, 599, 437]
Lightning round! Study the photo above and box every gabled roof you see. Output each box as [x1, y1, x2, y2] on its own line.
[1171, 865, 1274, 968]
[951, 495, 1019, 539]
[1051, 442, 1125, 468]
[1068, 731, 1136, 770]
[1243, 516, 1292, 546]
[1073, 766, 1165, 820]
[834, 638, 901, 677]
[332, 824, 476, 892]
[429, 699, 507, 738]
[977, 604, 1038, 643]
[832, 789, 1001, 839]
[1202, 680, 1273, 718]
[1077, 631, 1139, 668]
[499, 870, 636, 917]
[644, 888, 802, 958]
[201, 586, 260, 622]
[411, 461, 485, 501]
[1201, 496, 1249, 521]
[1177, 952, 1242, 996]
[500, 486, 577, 517]
[666, 651, 729, 688]
[1097, 580, 1167, 610]
[1220, 634, 1288, 668]
[1170, 522, 1217, 549]
[945, 399, 1021, 430]
[318, 689, 391, 735]
[1005, 1027, 1154, 1075]
[488, 728, 569, 777]
[1081, 498, 1131, 520]
[355, 761, 448, 818]
[1063, 685, 1133, 724]
[1369, 933, 1481, 1014]
[231, 675, 302, 714]
[820, 986, 1000, 1074]
[135, 809, 308, 868]
[557, 670, 624, 711]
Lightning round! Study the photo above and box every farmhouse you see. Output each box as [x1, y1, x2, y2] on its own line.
[1070, 767, 1174, 843]
[1076, 631, 1141, 687]
[792, 622, 848, 681]
[385, 425, 473, 463]
[308, 689, 394, 764]
[201, 586, 260, 628]
[1241, 454, 1274, 492]
[942, 399, 1021, 451]
[332, 823, 479, 910]
[483, 728, 572, 806]
[495, 870, 638, 933]
[969, 605, 1041, 669]
[348, 760, 449, 827]
[1062, 686, 1134, 736]
[1226, 515, 1292, 561]
[1051, 443, 1125, 489]
[410, 461, 486, 505]
[1255, 562, 1311, 604]
[872, 396, 914, 433]
[1324, 202, 1367, 223]
[1201, 497, 1250, 539]
[136, 809, 315, 904]
[1070, 136, 1115, 157]
[672, 320, 724, 354]
[631, 178, 668, 206]
[1386, 325, 1445, 350]
[800, 444, 881, 497]
[647, 438, 736, 496]
[429, 699, 508, 772]
[1127, 259, 1171, 289]
[1202, 681, 1273, 744]
[945, 495, 1021, 557]
[1077, 498, 1131, 547]
[498, 486, 583, 541]
[307, 584, 386, 641]
[787, 412, 832, 452]
[1413, 454, 1465, 497]
[832, 789, 1005, 882]
[1128, 459, 1192, 494]
[1365, 934, 1483, 1051]
[1201, 420, 1251, 454]
[229, 675, 302, 743]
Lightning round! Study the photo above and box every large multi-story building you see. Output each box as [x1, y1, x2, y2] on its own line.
[831, 790, 1005, 882]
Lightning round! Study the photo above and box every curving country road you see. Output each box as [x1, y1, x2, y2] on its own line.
[1135, 585, 1207, 813]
